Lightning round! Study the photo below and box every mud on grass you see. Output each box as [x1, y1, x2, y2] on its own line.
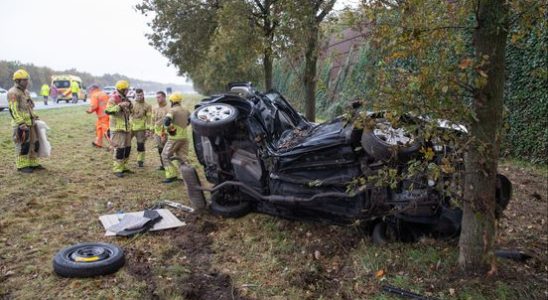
[1, 102, 547, 299]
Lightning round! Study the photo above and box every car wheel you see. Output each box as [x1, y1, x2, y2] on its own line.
[0, 108, 4, 112]
[209, 191, 251, 218]
[180, 165, 206, 210]
[52, 243, 125, 278]
[191, 103, 239, 137]
[495, 174, 512, 218]
[361, 119, 420, 161]
[372, 222, 391, 245]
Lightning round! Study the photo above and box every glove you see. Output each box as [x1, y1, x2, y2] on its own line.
[167, 125, 176, 136]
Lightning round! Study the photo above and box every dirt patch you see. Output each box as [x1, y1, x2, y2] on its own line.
[498, 165, 547, 263]
[125, 247, 159, 299]
[300, 224, 363, 259]
[170, 214, 248, 300]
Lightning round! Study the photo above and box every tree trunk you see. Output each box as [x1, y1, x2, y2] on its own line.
[304, 23, 319, 122]
[264, 48, 273, 90]
[458, 0, 509, 274]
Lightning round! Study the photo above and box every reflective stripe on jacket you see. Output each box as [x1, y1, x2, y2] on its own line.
[7, 85, 36, 127]
[152, 104, 170, 135]
[164, 104, 190, 141]
[105, 92, 131, 132]
[131, 100, 152, 131]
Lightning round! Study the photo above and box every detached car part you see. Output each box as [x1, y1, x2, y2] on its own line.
[53, 243, 125, 278]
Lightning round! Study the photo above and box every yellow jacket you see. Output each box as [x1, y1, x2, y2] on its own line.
[131, 100, 152, 131]
[7, 85, 38, 127]
[40, 84, 50, 96]
[105, 92, 131, 132]
[164, 104, 190, 141]
[70, 81, 80, 93]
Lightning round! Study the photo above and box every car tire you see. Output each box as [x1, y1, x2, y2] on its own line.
[372, 222, 389, 245]
[52, 243, 125, 278]
[0, 108, 4, 112]
[180, 165, 206, 210]
[361, 119, 420, 161]
[210, 191, 251, 218]
[191, 103, 239, 137]
[495, 174, 512, 218]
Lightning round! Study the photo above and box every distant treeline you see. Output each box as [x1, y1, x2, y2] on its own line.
[0, 60, 193, 93]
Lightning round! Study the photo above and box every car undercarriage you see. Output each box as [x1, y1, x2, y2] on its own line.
[181, 82, 512, 243]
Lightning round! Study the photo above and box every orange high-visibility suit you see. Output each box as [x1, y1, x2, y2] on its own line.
[87, 90, 110, 147]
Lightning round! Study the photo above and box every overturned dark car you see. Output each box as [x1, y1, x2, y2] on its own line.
[182, 82, 512, 242]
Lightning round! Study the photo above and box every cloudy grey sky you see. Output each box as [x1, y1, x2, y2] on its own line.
[0, 0, 359, 86]
[0, 0, 190, 86]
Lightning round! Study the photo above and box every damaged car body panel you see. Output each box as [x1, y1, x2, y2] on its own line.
[187, 82, 512, 242]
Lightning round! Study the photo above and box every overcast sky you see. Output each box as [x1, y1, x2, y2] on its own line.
[0, 0, 359, 86]
[0, 0, 190, 86]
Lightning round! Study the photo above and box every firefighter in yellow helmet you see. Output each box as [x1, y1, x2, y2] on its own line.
[105, 80, 133, 177]
[161, 92, 190, 183]
[8, 69, 44, 173]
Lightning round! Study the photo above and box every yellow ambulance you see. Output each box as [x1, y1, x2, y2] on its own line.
[51, 75, 87, 103]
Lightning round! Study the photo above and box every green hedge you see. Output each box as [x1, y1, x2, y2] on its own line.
[503, 23, 547, 164]
[272, 24, 547, 164]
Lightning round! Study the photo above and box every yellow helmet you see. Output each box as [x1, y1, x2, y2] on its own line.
[115, 80, 130, 91]
[13, 69, 30, 81]
[169, 92, 183, 103]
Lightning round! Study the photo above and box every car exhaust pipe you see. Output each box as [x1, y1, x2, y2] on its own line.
[197, 180, 367, 204]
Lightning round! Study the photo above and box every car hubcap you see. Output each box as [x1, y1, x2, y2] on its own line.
[69, 246, 110, 263]
[197, 104, 234, 122]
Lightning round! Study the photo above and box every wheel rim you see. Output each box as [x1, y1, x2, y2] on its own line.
[196, 104, 234, 122]
[373, 121, 415, 146]
[68, 246, 111, 263]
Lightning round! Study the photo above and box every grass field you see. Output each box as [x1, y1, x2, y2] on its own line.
[0, 97, 546, 299]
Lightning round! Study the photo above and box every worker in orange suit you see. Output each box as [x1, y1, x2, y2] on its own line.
[86, 85, 110, 148]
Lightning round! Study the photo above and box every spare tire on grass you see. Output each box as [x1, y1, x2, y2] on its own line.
[53, 243, 125, 278]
